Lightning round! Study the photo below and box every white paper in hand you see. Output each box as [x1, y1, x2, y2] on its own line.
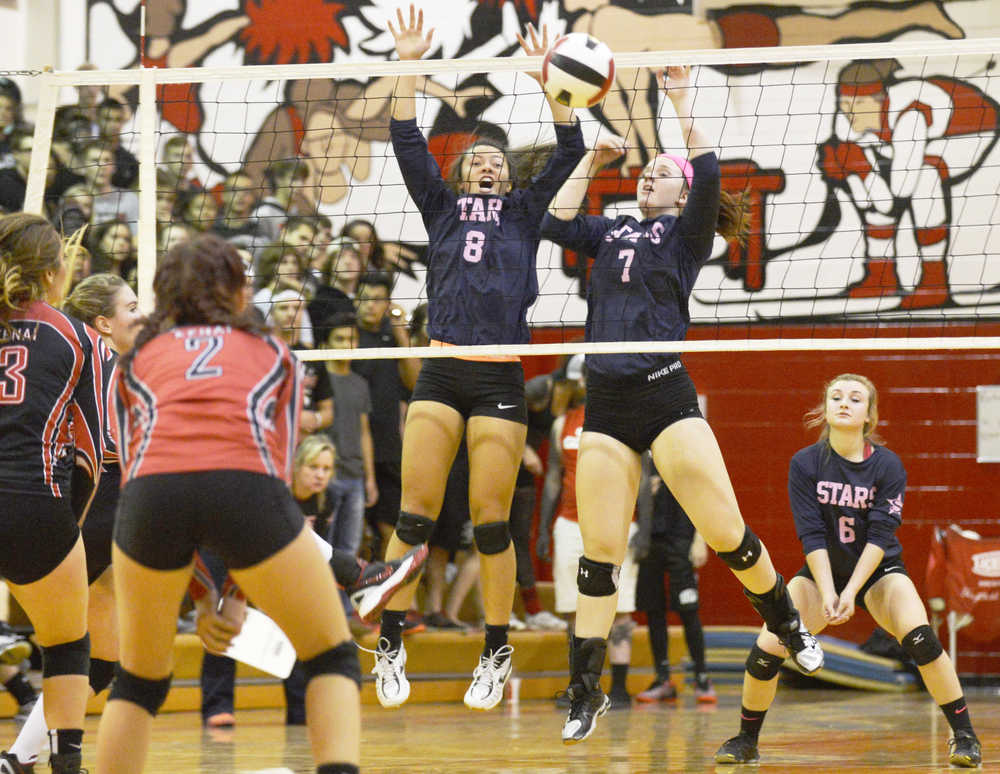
[224, 607, 297, 679]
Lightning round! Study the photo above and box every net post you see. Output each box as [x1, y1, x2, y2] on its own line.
[24, 70, 58, 217]
[136, 67, 158, 313]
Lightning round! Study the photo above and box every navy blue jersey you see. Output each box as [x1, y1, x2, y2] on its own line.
[788, 441, 906, 580]
[0, 301, 104, 496]
[391, 117, 585, 345]
[540, 153, 720, 380]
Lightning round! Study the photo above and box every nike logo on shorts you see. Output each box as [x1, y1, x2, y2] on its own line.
[497, 403, 516, 410]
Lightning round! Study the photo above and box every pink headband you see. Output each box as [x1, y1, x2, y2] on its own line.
[657, 153, 693, 188]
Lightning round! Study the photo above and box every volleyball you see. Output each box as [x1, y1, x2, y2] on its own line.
[541, 33, 615, 108]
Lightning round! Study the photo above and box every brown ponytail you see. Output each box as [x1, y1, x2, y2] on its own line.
[0, 213, 62, 331]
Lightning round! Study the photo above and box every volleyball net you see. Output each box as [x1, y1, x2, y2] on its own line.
[22, 37, 1000, 360]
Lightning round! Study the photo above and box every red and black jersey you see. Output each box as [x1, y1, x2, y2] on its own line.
[116, 325, 302, 484]
[97, 345, 120, 467]
[0, 300, 104, 496]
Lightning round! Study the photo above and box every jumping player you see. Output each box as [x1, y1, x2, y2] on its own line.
[0, 213, 102, 774]
[370, 5, 585, 711]
[94, 234, 361, 774]
[541, 66, 823, 743]
[715, 374, 982, 768]
[3, 273, 143, 774]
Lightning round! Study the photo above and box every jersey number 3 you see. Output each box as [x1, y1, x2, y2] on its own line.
[185, 336, 224, 380]
[0, 346, 28, 405]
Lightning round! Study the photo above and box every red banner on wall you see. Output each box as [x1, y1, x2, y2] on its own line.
[926, 525, 1000, 645]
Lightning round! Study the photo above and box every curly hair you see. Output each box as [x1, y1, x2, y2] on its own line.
[122, 233, 268, 370]
[0, 213, 62, 331]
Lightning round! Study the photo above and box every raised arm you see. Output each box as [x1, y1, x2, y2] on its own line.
[547, 135, 625, 220]
[387, 4, 435, 122]
[657, 65, 712, 161]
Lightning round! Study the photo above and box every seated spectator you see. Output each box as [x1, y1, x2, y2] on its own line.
[277, 215, 318, 276]
[155, 168, 179, 228]
[159, 135, 202, 194]
[74, 140, 139, 232]
[158, 220, 198, 261]
[211, 168, 266, 253]
[87, 219, 136, 283]
[179, 189, 219, 231]
[52, 183, 94, 237]
[251, 158, 309, 244]
[308, 237, 361, 341]
[0, 78, 30, 160]
[96, 97, 138, 189]
[266, 288, 311, 351]
[341, 217, 423, 278]
[51, 106, 94, 169]
[252, 243, 313, 318]
[73, 64, 108, 134]
[0, 130, 31, 212]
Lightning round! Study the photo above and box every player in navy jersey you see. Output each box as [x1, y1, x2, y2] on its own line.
[3, 273, 144, 774]
[716, 374, 982, 768]
[94, 234, 361, 774]
[371, 5, 586, 712]
[0, 213, 101, 774]
[541, 66, 823, 743]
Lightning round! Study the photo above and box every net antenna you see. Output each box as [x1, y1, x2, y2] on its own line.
[24, 37, 1000, 359]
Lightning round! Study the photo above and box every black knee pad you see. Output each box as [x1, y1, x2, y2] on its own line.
[473, 521, 511, 555]
[577, 556, 620, 597]
[395, 511, 435, 546]
[717, 526, 762, 571]
[108, 665, 172, 716]
[745, 644, 784, 681]
[301, 641, 361, 688]
[609, 618, 635, 646]
[901, 625, 944, 666]
[42, 634, 90, 678]
[89, 658, 117, 695]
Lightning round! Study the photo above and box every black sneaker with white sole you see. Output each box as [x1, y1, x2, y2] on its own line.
[561, 684, 610, 744]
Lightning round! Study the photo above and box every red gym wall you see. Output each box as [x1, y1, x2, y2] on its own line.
[527, 325, 1000, 674]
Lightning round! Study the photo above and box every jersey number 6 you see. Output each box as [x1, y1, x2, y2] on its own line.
[838, 515, 856, 543]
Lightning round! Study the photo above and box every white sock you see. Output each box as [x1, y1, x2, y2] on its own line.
[9, 693, 46, 764]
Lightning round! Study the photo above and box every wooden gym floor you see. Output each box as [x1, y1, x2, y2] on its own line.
[46, 684, 997, 773]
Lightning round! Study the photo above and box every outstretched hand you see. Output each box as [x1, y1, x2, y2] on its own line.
[591, 134, 626, 171]
[387, 4, 434, 61]
[656, 65, 692, 93]
[516, 23, 550, 84]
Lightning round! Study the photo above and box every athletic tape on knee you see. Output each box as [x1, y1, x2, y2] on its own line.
[717, 526, 762, 571]
[745, 644, 784, 681]
[901, 624, 943, 666]
[89, 657, 116, 695]
[395, 511, 435, 546]
[41, 634, 90, 678]
[108, 665, 172, 716]
[301, 641, 361, 688]
[577, 556, 620, 597]
[473, 521, 511, 555]
[609, 618, 635, 646]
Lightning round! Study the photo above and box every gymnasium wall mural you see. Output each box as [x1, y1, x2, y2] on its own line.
[80, 0, 1000, 324]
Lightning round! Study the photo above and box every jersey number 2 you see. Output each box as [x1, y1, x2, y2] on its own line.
[0, 346, 28, 404]
[185, 336, 223, 380]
